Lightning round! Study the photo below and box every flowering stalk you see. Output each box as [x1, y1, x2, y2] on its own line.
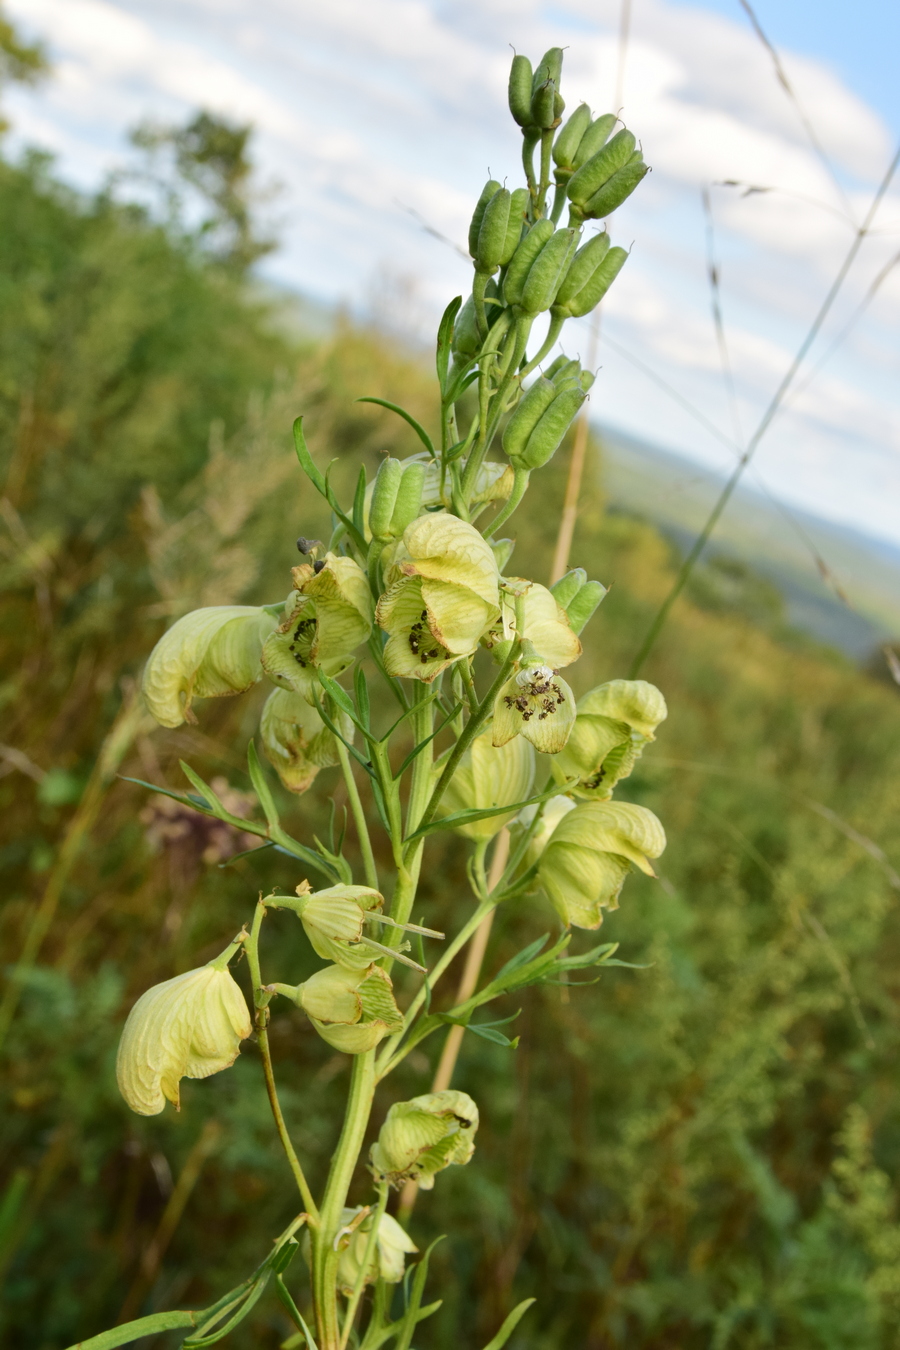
[81, 44, 668, 1350]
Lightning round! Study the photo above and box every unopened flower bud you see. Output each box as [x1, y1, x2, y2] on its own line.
[508, 54, 535, 128]
[260, 688, 350, 795]
[581, 154, 649, 220]
[143, 606, 278, 728]
[290, 962, 403, 1054]
[438, 727, 535, 840]
[539, 800, 666, 928]
[572, 113, 618, 169]
[369, 457, 404, 539]
[261, 553, 373, 700]
[567, 128, 637, 209]
[371, 1090, 479, 1190]
[468, 179, 503, 257]
[288, 882, 386, 970]
[116, 939, 251, 1116]
[336, 1208, 417, 1293]
[493, 663, 576, 754]
[377, 514, 500, 682]
[552, 679, 667, 799]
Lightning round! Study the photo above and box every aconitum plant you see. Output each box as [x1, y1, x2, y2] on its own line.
[79, 47, 666, 1350]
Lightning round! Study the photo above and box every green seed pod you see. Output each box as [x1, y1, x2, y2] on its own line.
[518, 384, 586, 469]
[573, 113, 618, 169]
[549, 357, 582, 389]
[580, 369, 596, 392]
[566, 579, 607, 634]
[369, 457, 403, 540]
[543, 353, 574, 381]
[582, 154, 649, 219]
[520, 227, 580, 316]
[468, 178, 502, 258]
[554, 231, 610, 309]
[502, 376, 557, 461]
[530, 78, 560, 131]
[499, 186, 529, 266]
[502, 218, 555, 306]
[452, 294, 479, 359]
[553, 103, 593, 172]
[549, 567, 587, 611]
[532, 47, 564, 92]
[475, 187, 512, 274]
[553, 245, 628, 318]
[389, 462, 425, 536]
[508, 54, 534, 127]
[567, 128, 637, 207]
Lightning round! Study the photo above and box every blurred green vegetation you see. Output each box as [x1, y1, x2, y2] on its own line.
[1, 124, 900, 1350]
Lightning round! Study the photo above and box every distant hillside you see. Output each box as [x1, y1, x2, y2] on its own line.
[596, 425, 900, 660]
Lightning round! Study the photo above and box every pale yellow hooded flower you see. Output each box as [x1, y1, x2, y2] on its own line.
[142, 606, 278, 728]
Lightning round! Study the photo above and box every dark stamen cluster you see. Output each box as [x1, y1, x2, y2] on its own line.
[291, 615, 316, 667]
[504, 669, 566, 721]
[408, 609, 443, 665]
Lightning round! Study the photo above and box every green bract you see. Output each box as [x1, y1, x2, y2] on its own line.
[438, 727, 535, 841]
[377, 514, 500, 681]
[116, 941, 251, 1116]
[370, 1090, 479, 1190]
[142, 605, 278, 728]
[539, 800, 666, 928]
[552, 679, 668, 799]
[261, 553, 373, 700]
[493, 663, 576, 755]
[259, 687, 350, 795]
[336, 1208, 417, 1293]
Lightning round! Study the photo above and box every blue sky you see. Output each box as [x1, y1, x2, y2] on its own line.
[5, 0, 900, 556]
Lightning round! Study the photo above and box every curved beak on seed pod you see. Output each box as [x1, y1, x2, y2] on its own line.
[142, 606, 279, 728]
[116, 938, 251, 1115]
[538, 800, 666, 929]
[492, 663, 576, 754]
[483, 579, 581, 668]
[259, 687, 352, 795]
[437, 727, 535, 840]
[282, 963, 403, 1054]
[377, 514, 501, 682]
[370, 1090, 479, 1190]
[336, 1208, 418, 1293]
[261, 553, 373, 701]
[516, 793, 576, 867]
[551, 679, 667, 799]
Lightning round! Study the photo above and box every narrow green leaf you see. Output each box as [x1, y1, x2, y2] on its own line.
[493, 935, 550, 984]
[352, 465, 368, 537]
[63, 1311, 199, 1349]
[179, 761, 225, 812]
[316, 670, 358, 725]
[393, 1237, 444, 1350]
[436, 295, 462, 390]
[218, 840, 275, 868]
[405, 778, 569, 844]
[480, 1298, 536, 1350]
[392, 703, 462, 780]
[357, 398, 436, 459]
[120, 777, 196, 808]
[274, 1274, 317, 1347]
[311, 690, 373, 776]
[269, 836, 342, 884]
[182, 1273, 270, 1347]
[292, 416, 328, 495]
[246, 739, 280, 829]
[354, 665, 371, 731]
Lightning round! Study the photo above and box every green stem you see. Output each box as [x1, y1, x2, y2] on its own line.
[312, 1051, 377, 1350]
[245, 904, 319, 1221]
[472, 271, 491, 339]
[336, 740, 379, 892]
[482, 466, 531, 538]
[408, 644, 518, 852]
[537, 129, 554, 214]
[520, 314, 564, 376]
[339, 1183, 388, 1349]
